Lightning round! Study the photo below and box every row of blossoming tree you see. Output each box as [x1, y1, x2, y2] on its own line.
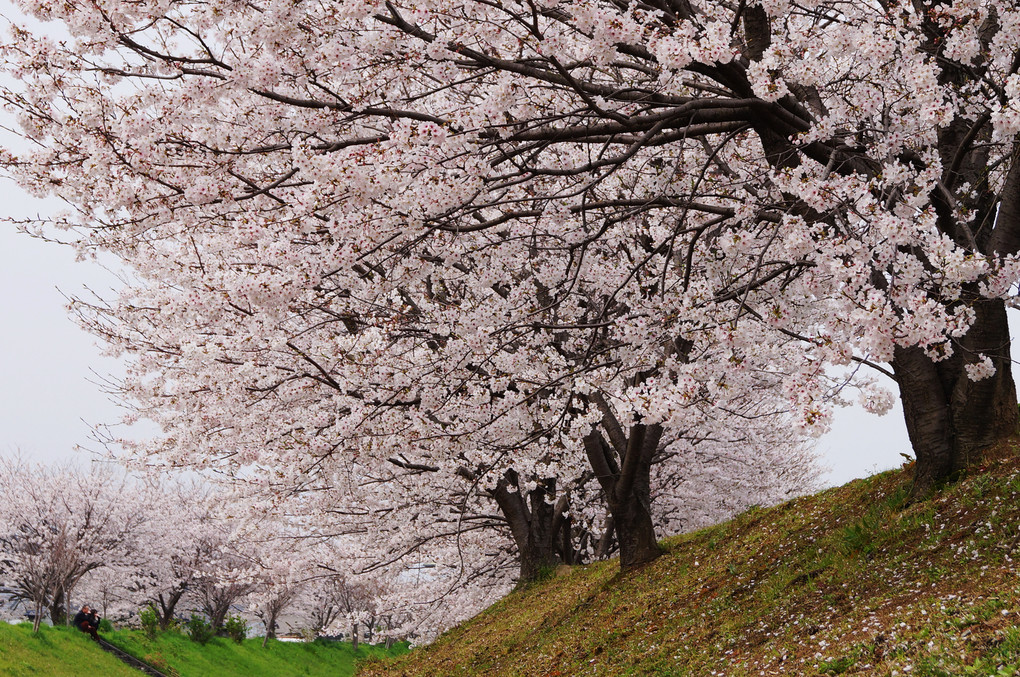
[0, 451, 811, 641]
[0, 457, 402, 642]
[3, 0, 1018, 632]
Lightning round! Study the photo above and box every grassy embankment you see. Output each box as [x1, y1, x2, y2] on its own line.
[361, 444, 1020, 676]
[103, 629, 407, 677]
[0, 621, 407, 676]
[0, 623, 140, 677]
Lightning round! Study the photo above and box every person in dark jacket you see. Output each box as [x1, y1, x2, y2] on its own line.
[73, 604, 100, 641]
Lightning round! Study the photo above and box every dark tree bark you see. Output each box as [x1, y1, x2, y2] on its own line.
[156, 588, 186, 630]
[893, 298, 1019, 497]
[583, 400, 663, 570]
[491, 470, 571, 583]
[48, 587, 66, 626]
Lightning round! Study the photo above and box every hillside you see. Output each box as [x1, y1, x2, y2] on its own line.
[360, 447, 1020, 676]
[0, 623, 144, 677]
[103, 629, 406, 677]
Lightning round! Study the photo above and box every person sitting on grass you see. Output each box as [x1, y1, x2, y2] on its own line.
[73, 604, 100, 641]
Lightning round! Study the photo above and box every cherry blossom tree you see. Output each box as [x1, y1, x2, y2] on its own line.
[188, 545, 255, 632]
[0, 456, 151, 631]
[241, 527, 317, 645]
[297, 569, 409, 646]
[250, 573, 302, 645]
[304, 575, 347, 637]
[651, 421, 822, 537]
[325, 573, 390, 649]
[277, 473, 522, 636]
[4, 0, 1004, 585]
[122, 483, 225, 629]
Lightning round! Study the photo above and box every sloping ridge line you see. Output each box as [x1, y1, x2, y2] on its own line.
[97, 637, 171, 677]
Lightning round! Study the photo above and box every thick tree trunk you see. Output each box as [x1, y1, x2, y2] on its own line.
[157, 589, 186, 630]
[894, 296, 1019, 497]
[583, 417, 663, 570]
[516, 538, 559, 583]
[610, 479, 660, 569]
[491, 471, 566, 584]
[49, 588, 66, 625]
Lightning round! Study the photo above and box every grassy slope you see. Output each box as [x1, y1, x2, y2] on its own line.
[104, 630, 408, 677]
[0, 623, 141, 677]
[361, 447, 1020, 677]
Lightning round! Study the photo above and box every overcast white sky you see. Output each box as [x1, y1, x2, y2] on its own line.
[0, 179, 129, 463]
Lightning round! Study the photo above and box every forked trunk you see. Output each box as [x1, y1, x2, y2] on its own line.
[491, 471, 571, 584]
[261, 617, 276, 648]
[207, 603, 229, 632]
[583, 419, 663, 570]
[157, 589, 186, 630]
[32, 601, 43, 634]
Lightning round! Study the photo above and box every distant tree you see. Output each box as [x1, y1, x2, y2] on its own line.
[194, 552, 256, 633]
[305, 575, 345, 638]
[334, 576, 382, 650]
[0, 457, 149, 631]
[245, 534, 309, 646]
[136, 485, 222, 630]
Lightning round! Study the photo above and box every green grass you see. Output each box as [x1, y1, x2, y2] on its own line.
[0, 623, 141, 676]
[0, 620, 407, 677]
[359, 444, 1020, 676]
[104, 629, 408, 677]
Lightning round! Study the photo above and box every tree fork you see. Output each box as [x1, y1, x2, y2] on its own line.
[492, 471, 569, 583]
[583, 423, 663, 570]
